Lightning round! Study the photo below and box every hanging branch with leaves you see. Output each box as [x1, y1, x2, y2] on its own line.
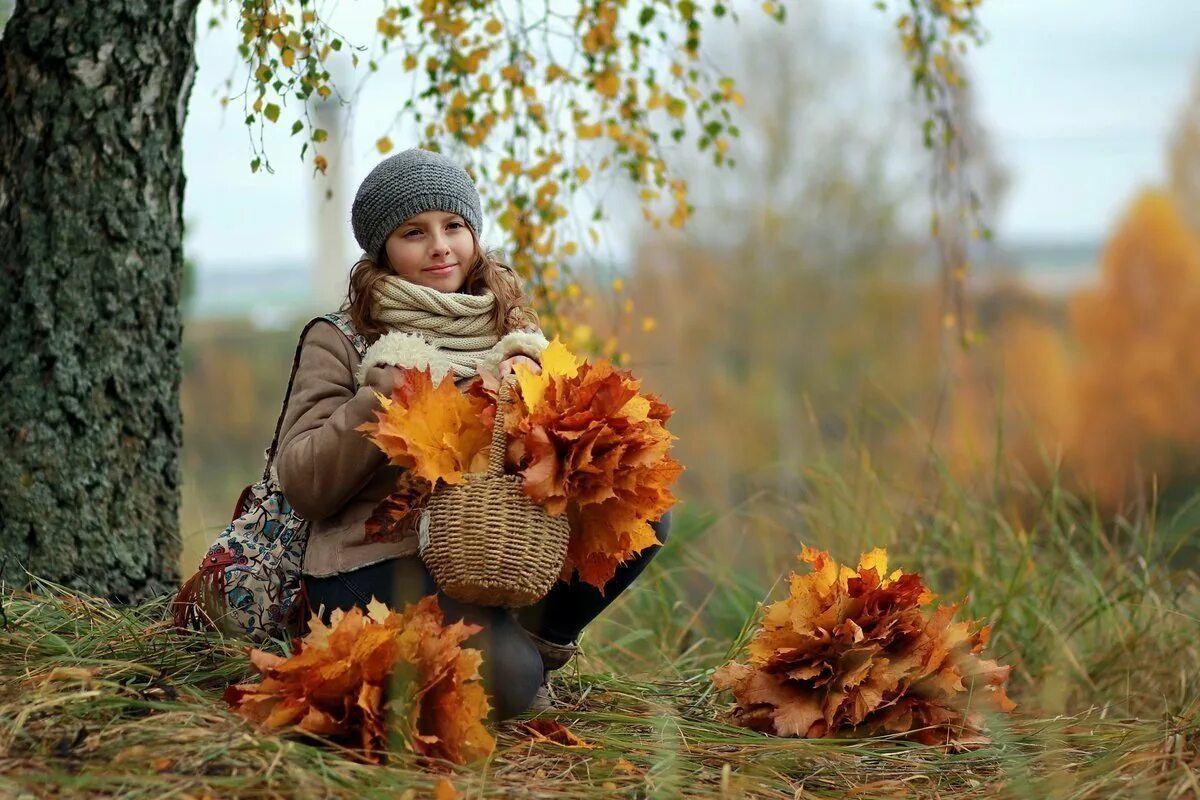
[220, 0, 986, 350]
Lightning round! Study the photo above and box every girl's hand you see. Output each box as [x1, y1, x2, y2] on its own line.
[482, 355, 540, 392]
[500, 354, 540, 380]
[362, 364, 407, 396]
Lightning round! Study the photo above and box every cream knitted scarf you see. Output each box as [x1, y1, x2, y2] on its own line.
[369, 275, 500, 379]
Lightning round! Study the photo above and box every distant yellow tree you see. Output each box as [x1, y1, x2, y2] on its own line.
[1070, 190, 1200, 507]
[942, 309, 1074, 488]
[1169, 66, 1200, 235]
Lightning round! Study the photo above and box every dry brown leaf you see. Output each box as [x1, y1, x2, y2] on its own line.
[712, 547, 1015, 747]
[112, 745, 149, 764]
[28, 666, 100, 687]
[365, 471, 432, 543]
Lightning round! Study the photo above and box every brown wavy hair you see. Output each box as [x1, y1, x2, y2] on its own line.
[341, 228, 538, 344]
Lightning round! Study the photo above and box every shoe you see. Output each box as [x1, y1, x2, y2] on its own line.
[525, 632, 578, 713]
[528, 631, 579, 671]
[527, 680, 554, 713]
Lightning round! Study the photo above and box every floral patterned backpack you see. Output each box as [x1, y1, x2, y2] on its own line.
[172, 312, 368, 642]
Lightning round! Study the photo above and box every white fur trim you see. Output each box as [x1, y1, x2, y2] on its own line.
[354, 331, 455, 387]
[477, 330, 550, 383]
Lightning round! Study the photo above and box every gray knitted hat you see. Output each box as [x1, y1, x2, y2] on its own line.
[351, 148, 484, 261]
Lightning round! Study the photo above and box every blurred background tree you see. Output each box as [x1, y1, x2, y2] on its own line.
[1169, 64, 1200, 236]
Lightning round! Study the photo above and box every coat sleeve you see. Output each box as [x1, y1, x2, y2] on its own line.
[275, 321, 394, 522]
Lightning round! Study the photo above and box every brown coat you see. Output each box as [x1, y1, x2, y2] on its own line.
[276, 320, 415, 577]
[276, 318, 550, 577]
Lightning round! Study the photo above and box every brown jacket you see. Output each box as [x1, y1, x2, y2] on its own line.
[276, 318, 549, 577]
[276, 320, 413, 576]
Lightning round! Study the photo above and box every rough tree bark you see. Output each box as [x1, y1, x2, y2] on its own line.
[0, 0, 201, 600]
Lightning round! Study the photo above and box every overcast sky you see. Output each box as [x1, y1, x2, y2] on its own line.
[180, 0, 1200, 272]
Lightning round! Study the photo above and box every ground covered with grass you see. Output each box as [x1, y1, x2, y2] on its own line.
[5, 468, 1200, 798]
[0, 588, 1196, 799]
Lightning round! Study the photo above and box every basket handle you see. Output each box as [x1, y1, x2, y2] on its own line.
[488, 377, 516, 477]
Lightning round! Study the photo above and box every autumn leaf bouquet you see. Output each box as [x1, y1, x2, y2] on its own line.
[224, 595, 494, 765]
[357, 339, 682, 593]
[712, 547, 1015, 747]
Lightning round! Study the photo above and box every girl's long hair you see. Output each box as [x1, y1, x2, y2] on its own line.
[341, 229, 538, 343]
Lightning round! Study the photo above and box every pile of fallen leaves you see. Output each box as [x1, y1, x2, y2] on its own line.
[358, 339, 682, 591]
[712, 547, 1015, 747]
[224, 595, 494, 765]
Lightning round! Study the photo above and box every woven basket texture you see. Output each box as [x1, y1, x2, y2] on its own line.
[419, 379, 570, 607]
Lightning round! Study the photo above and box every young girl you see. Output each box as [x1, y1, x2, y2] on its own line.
[275, 148, 671, 719]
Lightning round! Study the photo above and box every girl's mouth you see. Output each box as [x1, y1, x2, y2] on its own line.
[424, 263, 457, 275]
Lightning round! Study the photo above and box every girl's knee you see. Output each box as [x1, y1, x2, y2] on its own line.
[652, 509, 672, 546]
[480, 623, 544, 720]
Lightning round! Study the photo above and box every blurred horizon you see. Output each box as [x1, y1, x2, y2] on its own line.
[184, 236, 1105, 325]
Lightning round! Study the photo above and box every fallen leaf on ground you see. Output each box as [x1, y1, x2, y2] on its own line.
[515, 718, 594, 748]
[433, 777, 459, 800]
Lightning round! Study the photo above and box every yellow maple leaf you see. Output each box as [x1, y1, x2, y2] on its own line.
[856, 547, 890, 582]
[514, 338, 581, 411]
[358, 368, 492, 485]
[618, 394, 651, 422]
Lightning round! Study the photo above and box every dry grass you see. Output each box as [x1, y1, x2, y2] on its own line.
[2, 576, 1198, 800]
[7, 448, 1200, 798]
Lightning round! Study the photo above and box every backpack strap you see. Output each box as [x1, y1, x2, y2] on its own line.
[321, 311, 369, 359]
[260, 312, 370, 483]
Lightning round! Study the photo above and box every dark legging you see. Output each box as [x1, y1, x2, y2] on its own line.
[303, 513, 671, 719]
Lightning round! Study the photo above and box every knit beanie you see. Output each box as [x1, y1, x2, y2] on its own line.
[351, 148, 484, 261]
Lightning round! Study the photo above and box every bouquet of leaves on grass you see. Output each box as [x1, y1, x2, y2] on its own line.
[358, 339, 682, 592]
[224, 595, 494, 765]
[712, 546, 1016, 748]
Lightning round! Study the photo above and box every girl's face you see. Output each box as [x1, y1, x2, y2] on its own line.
[382, 210, 477, 293]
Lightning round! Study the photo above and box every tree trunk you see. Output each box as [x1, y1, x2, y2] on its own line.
[0, 0, 200, 600]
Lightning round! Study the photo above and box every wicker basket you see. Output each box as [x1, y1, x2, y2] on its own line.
[417, 378, 571, 607]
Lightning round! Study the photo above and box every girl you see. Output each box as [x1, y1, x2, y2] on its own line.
[275, 148, 671, 719]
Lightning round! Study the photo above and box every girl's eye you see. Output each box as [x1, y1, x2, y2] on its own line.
[447, 222, 463, 230]
[404, 229, 421, 237]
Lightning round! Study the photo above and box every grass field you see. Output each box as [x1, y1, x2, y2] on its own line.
[3, 459, 1199, 798]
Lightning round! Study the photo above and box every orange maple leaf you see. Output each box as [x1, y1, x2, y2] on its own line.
[712, 547, 1015, 747]
[358, 368, 492, 486]
[565, 499, 665, 590]
[515, 718, 594, 748]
